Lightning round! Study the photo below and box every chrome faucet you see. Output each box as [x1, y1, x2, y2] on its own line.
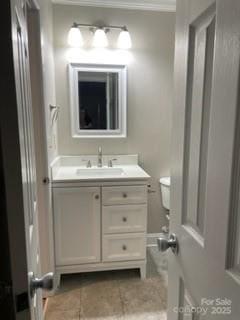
[108, 158, 117, 167]
[82, 159, 92, 168]
[97, 146, 102, 167]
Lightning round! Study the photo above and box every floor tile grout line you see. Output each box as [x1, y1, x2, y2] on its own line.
[79, 274, 83, 319]
[117, 279, 126, 317]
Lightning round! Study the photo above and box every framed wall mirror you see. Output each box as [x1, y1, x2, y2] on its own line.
[69, 63, 127, 138]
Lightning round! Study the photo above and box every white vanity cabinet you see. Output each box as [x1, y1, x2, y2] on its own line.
[53, 183, 148, 285]
[51, 153, 150, 286]
[53, 187, 101, 266]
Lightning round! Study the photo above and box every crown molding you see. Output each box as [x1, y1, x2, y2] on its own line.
[51, 0, 176, 12]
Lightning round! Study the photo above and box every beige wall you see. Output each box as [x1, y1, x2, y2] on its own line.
[52, 4, 175, 233]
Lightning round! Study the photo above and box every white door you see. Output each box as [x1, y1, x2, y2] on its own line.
[53, 187, 101, 266]
[12, 1, 53, 319]
[165, 0, 240, 319]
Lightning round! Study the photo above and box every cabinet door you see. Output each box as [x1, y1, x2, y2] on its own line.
[53, 187, 100, 266]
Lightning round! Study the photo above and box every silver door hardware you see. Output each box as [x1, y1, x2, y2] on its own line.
[157, 233, 178, 254]
[29, 272, 54, 298]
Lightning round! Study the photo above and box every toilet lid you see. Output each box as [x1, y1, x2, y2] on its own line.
[159, 176, 171, 186]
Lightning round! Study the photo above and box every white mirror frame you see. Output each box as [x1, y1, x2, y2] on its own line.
[68, 63, 127, 138]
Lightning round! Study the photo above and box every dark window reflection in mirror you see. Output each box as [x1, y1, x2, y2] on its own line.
[78, 72, 119, 130]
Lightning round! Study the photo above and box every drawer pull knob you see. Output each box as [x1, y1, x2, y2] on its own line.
[95, 194, 99, 200]
[122, 193, 128, 198]
[122, 245, 127, 251]
[122, 217, 127, 222]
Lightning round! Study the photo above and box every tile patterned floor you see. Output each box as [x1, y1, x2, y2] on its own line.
[45, 248, 168, 320]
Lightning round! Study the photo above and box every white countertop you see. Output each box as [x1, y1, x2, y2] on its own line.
[51, 155, 150, 183]
[52, 165, 150, 182]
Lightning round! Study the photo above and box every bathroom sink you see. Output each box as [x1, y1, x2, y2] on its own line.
[52, 156, 151, 182]
[76, 167, 126, 177]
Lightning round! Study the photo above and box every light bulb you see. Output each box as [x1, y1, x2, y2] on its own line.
[67, 25, 84, 47]
[93, 28, 108, 48]
[117, 28, 132, 49]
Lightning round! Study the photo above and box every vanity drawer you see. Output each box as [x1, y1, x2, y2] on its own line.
[102, 186, 147, 205]
[102, 204, 147, 234]
[102, 233, 146, 262]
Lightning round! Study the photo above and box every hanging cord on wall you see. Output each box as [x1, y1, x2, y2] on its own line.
[50, 104, 60, 127]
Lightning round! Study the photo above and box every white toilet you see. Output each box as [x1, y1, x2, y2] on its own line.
[159, 177, 171, 233]
[159, 176, 171, 211]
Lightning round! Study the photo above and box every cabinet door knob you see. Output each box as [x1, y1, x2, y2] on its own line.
[122, 217, 127, 222]
[95, 194, 99, 200]
[122, 193, 127, 198]
[122, 245, 127, 251]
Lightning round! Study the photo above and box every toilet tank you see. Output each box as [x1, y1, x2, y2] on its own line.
[159, 177, 171, 210]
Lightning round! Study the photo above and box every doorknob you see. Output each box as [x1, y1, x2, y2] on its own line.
[29, 272, 54, 298]
[157, 233, 178, 254]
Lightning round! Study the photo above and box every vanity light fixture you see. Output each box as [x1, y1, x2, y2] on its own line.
[67, 23, 84, 47]
[67, 23, 132, 49]
[92, 27, 108, 48]
[117, 26, 132, 49]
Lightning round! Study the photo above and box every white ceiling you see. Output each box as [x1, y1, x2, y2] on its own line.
[51, 0, 176, 12]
